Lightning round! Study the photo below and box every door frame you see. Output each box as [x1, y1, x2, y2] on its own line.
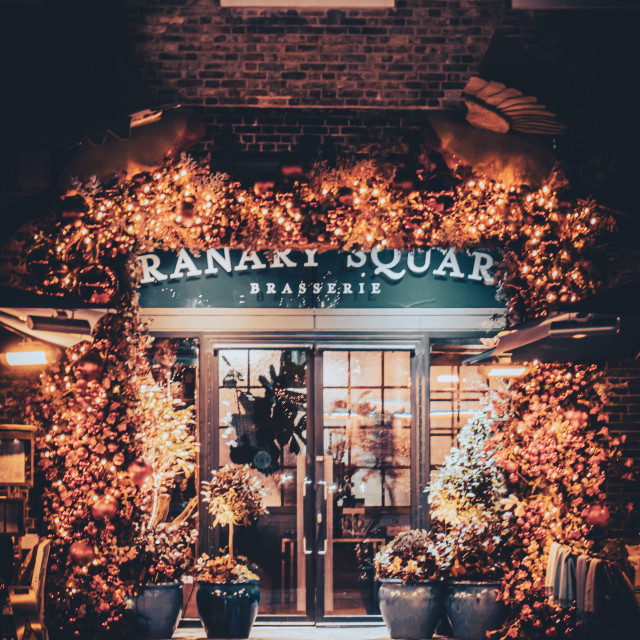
[189, 332, 430, 623]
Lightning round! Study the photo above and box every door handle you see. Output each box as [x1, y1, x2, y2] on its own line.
[317, 479, 327, 500]
[303, 477, 313, 497]
[303, 536, 313, 555]
[317, 538, 328, 555]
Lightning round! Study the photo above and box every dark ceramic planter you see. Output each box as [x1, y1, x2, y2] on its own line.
[133, 582, 183, 639]
[444, 580, 507, 640]
[196, 580, 259, 639]
[378, 578, 444, 639]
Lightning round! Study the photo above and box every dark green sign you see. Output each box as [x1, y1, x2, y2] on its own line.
[137, 248, 502, 309]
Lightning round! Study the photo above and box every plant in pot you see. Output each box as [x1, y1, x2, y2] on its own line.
[131, 375, 199, 639]
[195, 464, 267, 639]
[374, 529, 444, 640]
[221, 353, 306, 475]
[428, 407, 513, 640]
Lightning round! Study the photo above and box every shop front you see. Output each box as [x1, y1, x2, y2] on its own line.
[137, 247, 504, 621]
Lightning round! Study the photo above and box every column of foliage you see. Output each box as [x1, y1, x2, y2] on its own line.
[490, 363, 634, 639]
[428, 404, 513, 579]
[134, 369, 199, 584]
[24, 300, 149, 638]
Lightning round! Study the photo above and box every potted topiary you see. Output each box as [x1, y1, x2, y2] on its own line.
[374, 529, 444, 640]
[131, 375, 199, 640]
[195, 464, 267, 639]
[428, 407, 512, 640]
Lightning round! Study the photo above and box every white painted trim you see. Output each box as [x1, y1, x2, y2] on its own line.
[220, 0, 394, 7]
[141, 307, 505, 334]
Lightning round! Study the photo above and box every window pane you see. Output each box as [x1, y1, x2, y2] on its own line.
[324, 351, 348, 387]
[384, 351, 411, 388]
[350, 388, 382, 426]
[430, 435, 455, 467]
[219, 349, 248, 386]
[383, 388, 411, 426]
[249, 350, 282, 387]
[350, 351, 381, 387]
[219, 388, 240, 426]
[323, 388, 349, 426]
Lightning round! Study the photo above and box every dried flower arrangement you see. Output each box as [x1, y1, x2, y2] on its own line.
[374, 530, 442, 583]
[195, 464, 267, 582]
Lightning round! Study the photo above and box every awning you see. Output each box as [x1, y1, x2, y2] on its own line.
[0, 287, 107, 349]
[465, 281, 640, 364]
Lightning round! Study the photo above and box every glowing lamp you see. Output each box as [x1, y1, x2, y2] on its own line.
[487, 366, 527, 377]
[1, 342, 59, 367]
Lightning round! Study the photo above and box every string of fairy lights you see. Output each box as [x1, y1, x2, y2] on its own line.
[24, 155, 614, 322]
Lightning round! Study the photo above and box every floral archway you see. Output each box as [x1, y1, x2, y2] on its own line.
[13, 153, 633, 640]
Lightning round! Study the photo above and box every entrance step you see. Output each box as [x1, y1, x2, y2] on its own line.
[168, 627, 456, 640]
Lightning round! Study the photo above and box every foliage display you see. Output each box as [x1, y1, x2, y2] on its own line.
[374, 530, 442, 583]
[489, 363, 634, 640]
[11, 148, 631, 638]
[193, 553, 258, 584]
[428, 405, 513, 581]
[134, 376, 199, 584]
[24, 307, 147, 638]
[17, 156, 614, 325]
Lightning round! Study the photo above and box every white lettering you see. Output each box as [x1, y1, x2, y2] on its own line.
[371, 282, 381, 294]
[433, 248, 465, 279]
[235, 251, 267, 272]
[138, 254, 168, 283]
[468, 251, 494, 284]
[170, 249, 203, 279]
[271, 250, 297, 269]
[313, 283, 322, 295]
[371, 249, 405, 281]
[303, 249, 319, 267]
[342, 283, 353, 294]
[358, 282, 365, 294]
[347, 250, 367, 269]
[298, 282, 307, 295]
[327, 283, 337, 293]
[204, 248, 232, 274]
[407, 250, 431, 274]
[282, 282, 293, 294]
[250, 283, 260, 294]
[266, 283, 276, 294]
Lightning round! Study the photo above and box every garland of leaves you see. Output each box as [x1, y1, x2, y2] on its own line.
[21, 156, 614, 323]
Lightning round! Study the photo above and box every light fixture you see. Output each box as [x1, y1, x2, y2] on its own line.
[572, 333, 587, 339]
[487, 366, 527, 377]
[1, 341, 60, 367]
[4, 350, 48, 366]
[437, 374, 459, 383]
[26, 315, 91, 334]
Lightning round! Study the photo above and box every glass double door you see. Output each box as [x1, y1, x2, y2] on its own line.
[213, 347, 413, 620]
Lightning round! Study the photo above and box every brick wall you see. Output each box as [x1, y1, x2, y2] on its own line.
[2, 1, 639, 208]
[124, 1, 639, 202]
[604, 360, 640, 538]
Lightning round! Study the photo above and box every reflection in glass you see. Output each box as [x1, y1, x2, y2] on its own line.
[322, 350, 412, 615]
[217, 349, 307, 615]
